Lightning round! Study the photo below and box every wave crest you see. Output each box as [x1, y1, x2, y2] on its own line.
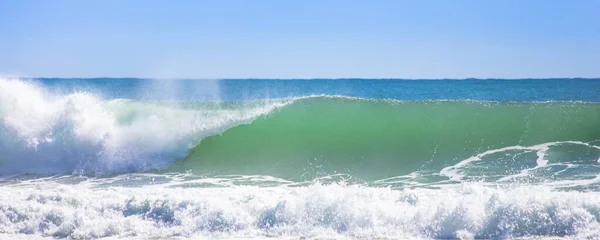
[0, 78, 289, 175]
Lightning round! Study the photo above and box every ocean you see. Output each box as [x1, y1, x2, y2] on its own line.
[1, 77, 600, 239]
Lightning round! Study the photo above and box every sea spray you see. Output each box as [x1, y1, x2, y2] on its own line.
[0, 78, 291, 175]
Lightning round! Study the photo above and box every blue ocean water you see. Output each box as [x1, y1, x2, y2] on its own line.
[36, 78, 600, 101]
[1, 77, 600, 239]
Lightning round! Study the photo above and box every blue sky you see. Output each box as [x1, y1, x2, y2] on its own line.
[1, 0, 599, 78]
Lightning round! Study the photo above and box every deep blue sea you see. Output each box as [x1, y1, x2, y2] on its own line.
[1, 77, 600, 239]
[36, 78, 600, 101]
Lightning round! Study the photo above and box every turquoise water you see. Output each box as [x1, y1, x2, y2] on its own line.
[1, 77, 600, 239]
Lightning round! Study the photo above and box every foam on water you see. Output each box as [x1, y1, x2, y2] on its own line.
[1, 179, 600, 239]
[440, 141, 600, 186]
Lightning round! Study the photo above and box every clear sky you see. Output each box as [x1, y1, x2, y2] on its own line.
[1, 0, 599, 79]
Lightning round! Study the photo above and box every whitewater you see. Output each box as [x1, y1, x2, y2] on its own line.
[1, 77, 600, 239]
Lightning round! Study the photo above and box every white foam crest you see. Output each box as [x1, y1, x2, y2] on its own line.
[1, 181, 600, 239]
[0, 78, 291, 175]
[440, 141, 600, 182]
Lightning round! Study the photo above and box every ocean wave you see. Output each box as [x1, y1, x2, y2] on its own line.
[176, 96, 600, 182]
[2, 78, 600, 240]
[1, 78, 600, 180]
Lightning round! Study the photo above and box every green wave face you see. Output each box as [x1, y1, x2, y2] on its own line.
[171, 97, 600, 181]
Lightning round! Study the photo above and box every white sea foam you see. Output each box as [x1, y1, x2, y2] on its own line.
[1, 180, 600, 239]
[0, 78, 290, 175]
[440, 141, 600, 185]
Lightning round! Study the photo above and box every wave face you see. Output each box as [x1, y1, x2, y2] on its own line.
[177, 97, 600, 184]
[2, 78, 600, 239]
